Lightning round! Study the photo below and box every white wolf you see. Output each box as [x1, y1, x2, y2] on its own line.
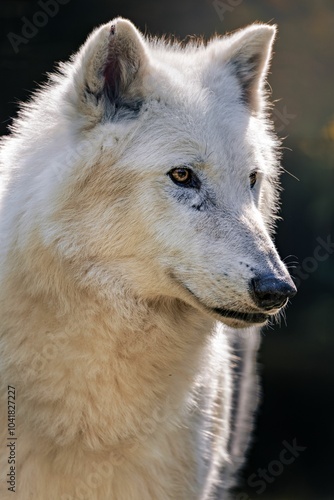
[0, 17, 296, 500]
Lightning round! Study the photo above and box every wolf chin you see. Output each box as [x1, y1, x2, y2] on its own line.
[0, 17, 296, 500]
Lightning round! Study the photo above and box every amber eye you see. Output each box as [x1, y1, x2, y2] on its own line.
[169, 168, 192, 185]
[249, 171, 257, 189]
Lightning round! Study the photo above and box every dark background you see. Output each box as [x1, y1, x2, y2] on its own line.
[1, 1, 333, 499]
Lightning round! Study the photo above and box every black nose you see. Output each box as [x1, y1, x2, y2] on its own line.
[250, 275, 297, 310]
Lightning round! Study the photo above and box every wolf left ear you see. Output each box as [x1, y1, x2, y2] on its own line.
[209, 24, 276, 113]
[69, 18, 149, 120]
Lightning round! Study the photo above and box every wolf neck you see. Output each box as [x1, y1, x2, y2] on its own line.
[2, 254, 213, 451]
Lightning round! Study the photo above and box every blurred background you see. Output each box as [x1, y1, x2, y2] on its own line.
[0, 1, 333, 498]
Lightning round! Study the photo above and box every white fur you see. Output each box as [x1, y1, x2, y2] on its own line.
[0, 18, 293, 499]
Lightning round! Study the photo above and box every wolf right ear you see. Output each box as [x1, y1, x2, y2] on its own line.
[69, 18, 149, 121]
[208, 24, 276, 113]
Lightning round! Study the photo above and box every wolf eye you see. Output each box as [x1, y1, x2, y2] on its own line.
[168, 167, 195, 187]
[169, 168, 191, 184]
[167, 167, 201, 189]
[249, 171, 257, 189]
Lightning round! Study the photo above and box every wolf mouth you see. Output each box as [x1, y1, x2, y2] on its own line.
[211, 307, 269, 324]
[177, 280, 269, 324]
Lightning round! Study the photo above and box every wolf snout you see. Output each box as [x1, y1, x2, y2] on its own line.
[250, 274, 297, 311]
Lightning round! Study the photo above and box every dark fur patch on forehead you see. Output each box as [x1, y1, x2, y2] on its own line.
[84, 84, 143, 121]
[104, 96, 143, 121]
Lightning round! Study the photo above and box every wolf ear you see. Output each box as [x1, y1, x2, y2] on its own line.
[70, 18, 149, 120]
[210, 24, 276, 113]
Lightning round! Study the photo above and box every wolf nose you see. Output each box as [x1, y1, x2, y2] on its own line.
[250, 275, 297, 310]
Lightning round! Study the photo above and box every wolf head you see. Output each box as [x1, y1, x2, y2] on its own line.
[3, 18, 296, 328]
